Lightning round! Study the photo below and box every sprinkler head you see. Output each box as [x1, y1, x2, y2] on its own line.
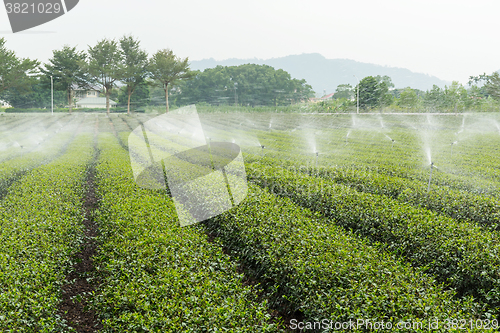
[391, 139, 395, 143]
[315, 151, 319, 157]
[261, 145, 265, 149]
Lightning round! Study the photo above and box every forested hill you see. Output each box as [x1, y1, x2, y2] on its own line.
[189, 53, 451, 95]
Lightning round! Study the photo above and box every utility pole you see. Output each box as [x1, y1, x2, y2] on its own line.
[354, 75, 359, 114]
[234, 82, 238, 109]
[50, 75, 54, 115]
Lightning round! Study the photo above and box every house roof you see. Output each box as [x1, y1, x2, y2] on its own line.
[75, 97, 117, 105]
[320, 93, 335, 100]
[71, 83, 102, 91]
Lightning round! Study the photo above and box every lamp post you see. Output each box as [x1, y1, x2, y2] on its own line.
[234, 82, 238, 109]
[353, 75, 359, 114]
[50, 75, 53, 115]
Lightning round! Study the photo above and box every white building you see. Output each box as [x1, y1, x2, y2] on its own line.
[73, 86, 101, 100]
[71, 84, 118, 109]
[0, 99, 12, 108]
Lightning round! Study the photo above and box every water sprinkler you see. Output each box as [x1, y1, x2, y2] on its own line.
[261, 145, 265, 155]
[315, 151, 319, 167]
[427, 162, 438, 193]
[391, 139, 395, 148]
[450, 141, 457, 157]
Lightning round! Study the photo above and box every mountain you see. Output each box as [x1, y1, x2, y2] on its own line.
[189, 53, 451, 96]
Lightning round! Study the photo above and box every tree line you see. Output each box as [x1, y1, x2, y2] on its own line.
[0, 37, 314, 114]
[325, 74, 500, 112]
[0, 36, 195, 114]
[2, 34, 498, 113]
[173, 64, 314, 107]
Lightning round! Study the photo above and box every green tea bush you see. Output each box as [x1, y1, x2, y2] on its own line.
[247, 163, 500, 317]
[253, 156, 500, 230]
[91, 133, 282, 332]
[206, 185, 484, 332]
[0, 134, 94, 331]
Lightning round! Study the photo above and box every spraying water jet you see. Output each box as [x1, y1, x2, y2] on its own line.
[494, 121, 500, 135]
[383, 134, 395, 149]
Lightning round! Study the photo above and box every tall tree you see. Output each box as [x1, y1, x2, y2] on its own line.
[423, 85, 445, 110]
[86, 38, 123, 115]
[119, 35, 148, 114]
[374, 75, 395, 89]
[484, 72, 500, 101]
[465, 85, 486, 110]
[148, 49, 193, 113]
[354, 76, 395, 109]
[0, 37, 39, 98]
[333, 84, 353, 100]
[377, 81, 393, 107]
[40, 45, 87, 113]
[468, 72, 500, 101]
[398, 87, 418, 109]
[356, 76, 379, 109]
[443, 81, 468, 112]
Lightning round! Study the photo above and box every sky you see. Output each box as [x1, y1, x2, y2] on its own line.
[1, 0, 499, 85]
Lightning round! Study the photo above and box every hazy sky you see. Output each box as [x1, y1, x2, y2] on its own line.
[1, 0, 499, 85]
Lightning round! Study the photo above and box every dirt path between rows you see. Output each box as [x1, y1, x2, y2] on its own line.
[58, 120, 102, 332]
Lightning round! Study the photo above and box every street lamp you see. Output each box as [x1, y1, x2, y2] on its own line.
[234, 82, 238, 108]
[50, 75, 53, 115]
[353, 75, 359, 114]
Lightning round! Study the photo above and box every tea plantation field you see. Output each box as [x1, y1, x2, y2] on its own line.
[1, 112, 500, 332]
